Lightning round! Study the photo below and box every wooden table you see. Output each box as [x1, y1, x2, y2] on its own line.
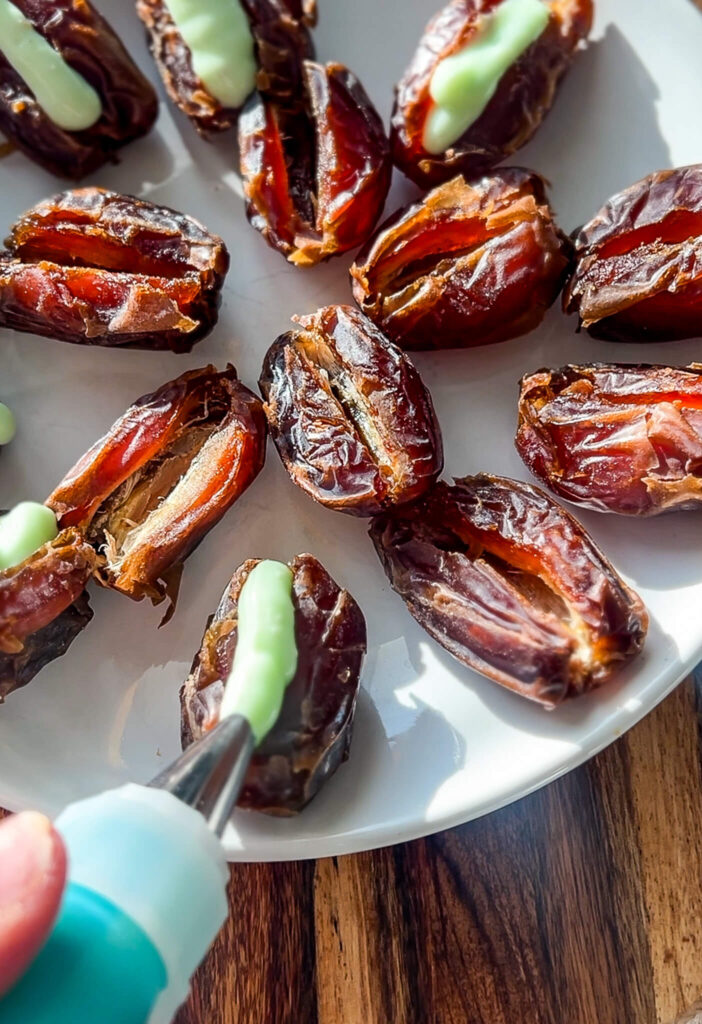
[174, 671, 702, 1024]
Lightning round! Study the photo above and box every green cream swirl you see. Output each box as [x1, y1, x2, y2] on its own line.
[218, 559, 298, 745]
[0, 403, 16, 446]
[0, 502, 59, 572]
[424, 0, 550, 155]
[0, 0, 102, 131]
[165, 0, 257, 108]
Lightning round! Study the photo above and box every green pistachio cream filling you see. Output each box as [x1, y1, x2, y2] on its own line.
[165, 0, 257, 108]
[0, 0, 102, 131]
[0, 403, 16, 446]
[0, 502, 59, 572]
[423, 0, 550, 154]
[218, 559, 298, 745]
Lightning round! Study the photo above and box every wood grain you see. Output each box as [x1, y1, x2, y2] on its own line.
[173, 673, 702, 1024]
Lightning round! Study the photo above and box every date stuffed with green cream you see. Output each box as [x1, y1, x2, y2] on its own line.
[181, 553, 366, 814]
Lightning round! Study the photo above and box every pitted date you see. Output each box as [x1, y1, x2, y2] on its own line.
[0, 528, 97, 701]
[390, 0, 593, 188]
[0, 0, 157, 179]
[259, 305, 444, 516]
[517, 363, 702, 516]
[239, 61, 391, 266]
[351, 170, 572, 351]
[180, 552, 366, 815]
[563, 166, 702, 342]
[0, 187, 229, 352]
[47, 366, 267, 611]
[370, 475, 647, 707]
[137, 0, 316, 134]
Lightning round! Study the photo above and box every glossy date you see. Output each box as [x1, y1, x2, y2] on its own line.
[0, 187, 229, 351]
[239, 61, 391, 266]
[180, 552, 366, 815]
[47, 366, 267, 610]
[517, 363, 702, 515]
[351, 169, 572, 351]
[0, 0, 157, 178]
[390, 0, 593, 188]
[259, 305, 444, 516]
[563, 165, 702, 342]
[137, 0, 316, 133]
[0, 527, 97, 701]
[370, 474, 647, 707]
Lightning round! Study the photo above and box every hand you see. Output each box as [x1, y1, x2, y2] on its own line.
[0, 812, 66, 995]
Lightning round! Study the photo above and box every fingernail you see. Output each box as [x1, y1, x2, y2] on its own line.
[0, 812, 55, 903]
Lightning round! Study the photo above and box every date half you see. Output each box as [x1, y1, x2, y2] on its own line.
[137, 0, 316, 134]
[239, 61, 391, 266]
[0, 0, 157, 179]
[259, 305, 444, 516]
[0, 187, 229, 352]
[563, 165, 702, 342]
[0, 528, 97, 701]
[390, 0, 593, 188]
[351, 170, 572, 350]
[180, 553, 366, 815]
[517, 363, 702, 515]
[47, 366, 267, 611]
[370, 475, 647, 707]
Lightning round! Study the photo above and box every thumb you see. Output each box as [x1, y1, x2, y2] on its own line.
[0, 812, 67, 996]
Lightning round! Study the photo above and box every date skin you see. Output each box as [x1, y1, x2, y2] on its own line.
[370, 475, 647, 707]
[351, 169, 572, 351]
[0, 0, 157, 179]
[47, 366, 267, 610]
[391, 0, 593, 188]
[137, 0, 316, 134]
[0, 187, 229, 352]
[563, 166, 702, 342]
[260, 305, 444, 516]
[180, 553, 367, 815]
[0, 528, 97, 701]
[517, 363, 702, 516]
[239, 61, 391, 266]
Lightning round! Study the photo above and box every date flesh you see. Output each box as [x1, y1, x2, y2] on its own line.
[517, 363, 702, 516]
[390, 0, 593, 188]
[47, 366, 267, 609]
[180, 553, 367, 815]
[0, 0, 157, 178]
[137, 0, 315, 134]
[0, 528, 97, 701]
[351, 169, 572, 351]
[0, 188, 229, 352]
[239, 61, 391, 266]
[563, 166, 702, 342]
[259, 305, 444, 516]
[370, 475, 647, 707]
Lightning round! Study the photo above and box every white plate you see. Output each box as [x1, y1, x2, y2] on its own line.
[1, 0, 701, 862]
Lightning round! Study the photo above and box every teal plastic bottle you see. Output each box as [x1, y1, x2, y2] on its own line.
[1, 784, 229, 1024]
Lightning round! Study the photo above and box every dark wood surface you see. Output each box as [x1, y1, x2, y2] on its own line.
[173, 671, 702, 1024]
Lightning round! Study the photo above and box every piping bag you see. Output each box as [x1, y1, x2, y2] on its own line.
[1, 560, 298, 1024]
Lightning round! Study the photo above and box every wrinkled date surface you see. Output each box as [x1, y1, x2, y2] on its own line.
[0, 528, 97, 701]
[563, 166, 702, 342]
[239, 61, 391, 266]
[259, 305, 444, 516]
[137, 0, 316, 133]
[351, 169, 572, 351]
[180, 553, 366, 815]
[47, 366, 267, 610]
[0, 187, 229, 352]
[370, 474, 647, 707]
[517, 363, 702, 516]
[391, 0, 592, 188]
[0, 0, 157, 178]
